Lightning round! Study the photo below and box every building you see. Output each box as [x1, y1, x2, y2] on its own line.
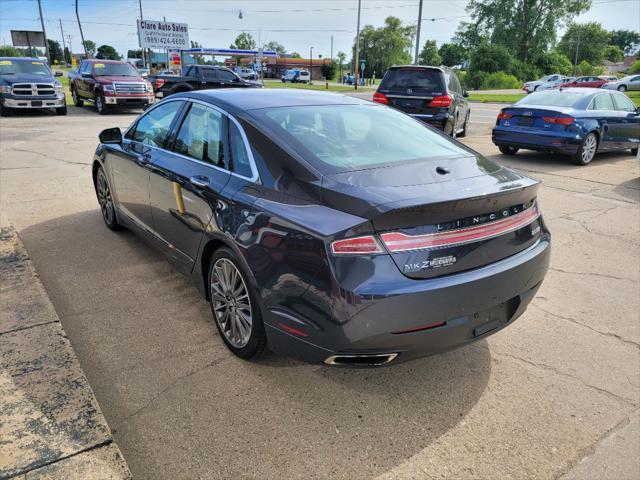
[604, 55, 638, 74]
[239, 56, 329, 80]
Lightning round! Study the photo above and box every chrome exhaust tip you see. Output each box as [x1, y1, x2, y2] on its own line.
[324, 353, 399, 366]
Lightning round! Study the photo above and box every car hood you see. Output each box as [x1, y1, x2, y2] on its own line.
[319, 154, 531, 219]
[0, 73, 55, 85]
[95, 75, 144, 83]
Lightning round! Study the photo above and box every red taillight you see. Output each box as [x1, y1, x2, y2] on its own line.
[331, 235, 383, 255]
[373, 91, 389, 104]
[542, 116, 573, 125]
[497, 112, 513, 120]
[428, 95, 452, 107]
[380, 204, 540, 252]
[154, 78, 165, 89]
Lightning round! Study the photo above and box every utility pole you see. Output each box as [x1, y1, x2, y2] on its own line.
[75, 0, 88, 57]
[59, 19, 68, 65]
[414, 0, 423, 64]
[573, 31, 581, 76]
[310, 46, 314, 85]
[139, 0, 146, 68]
[330, 35, 333, 60]
[354, 0, 361, 90]
[36, 0, 51, 63]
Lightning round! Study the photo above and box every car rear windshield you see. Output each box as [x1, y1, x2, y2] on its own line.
[254, 104, 469, 173]
[379, 68, 445, 92]
[0, 59, 51, 76]
[517, 91, 584, 107]
[93, 62, 138, 77]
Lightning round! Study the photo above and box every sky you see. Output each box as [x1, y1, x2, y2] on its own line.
[1, 0, 638, 60]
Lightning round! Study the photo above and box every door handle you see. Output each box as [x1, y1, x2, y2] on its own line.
[135, 153, 151, 166]
[189, 175, 209, 189]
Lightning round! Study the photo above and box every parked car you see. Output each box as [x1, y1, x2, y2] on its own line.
[599, 75, 618, 82]
[559, 76, 608, 88]
[343, 74, 355, 85]
[492, 88, 639, 165]
[603, 75, 640, 92]
[523, 74, 563, 93]
[373, 65, 470, 137]
[234, 67, 258, 80]
[0, 57, 66, 116]
[137, 68, 150, 78]
[538, 76, 574, 90]
[150, 65, 261, 98]
[281, 69, 310, 83]
[69, 59, 154, 114]
[91, 89, 549, 365]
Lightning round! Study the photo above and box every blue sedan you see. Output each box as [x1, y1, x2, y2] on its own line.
[492, 88, 640, 165]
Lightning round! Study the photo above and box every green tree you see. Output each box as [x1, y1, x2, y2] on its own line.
[190, 41, 204, 63]
[604, 45, 624, 62]
[576, 60, 604, 75]
[558, 22, 610, 66]
[336, 51, 347, 78]
[464, 0, 591, 62]
[418, 40, 441, 65]
[83, 40, 96, 57]
[95, 44, 121, 60]
[629, 60, 640, 74]
[47, 39, 63, 63]
[353, 16, 414, 78]
[438, 43, 467, 66]
[470, 43, 513, 73]
[321, 60, 338, 80]
[230, 32, 256, 50]
[63, 46, 72, 65]
[531, 50, 573, 75]
[290, 52, 302, 58]
[264, 41, 286, 55]
[0, 45, 24, 57]
[609, 30, 640, 56]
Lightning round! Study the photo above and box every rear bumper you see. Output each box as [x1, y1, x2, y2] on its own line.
[409, 112, 448, 130]
[264, 234, 551, 365]
[493, 127, 583, 154]
[2, 93, 65, 108]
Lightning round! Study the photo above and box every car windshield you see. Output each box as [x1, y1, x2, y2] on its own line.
[0, 59, 51, 75]
[93, 62, 138, 76]
[379, 68, 445, 92]
[517, 91, 585, 107]
[255, 104, 469, 173]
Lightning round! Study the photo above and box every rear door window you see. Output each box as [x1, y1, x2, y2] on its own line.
[173, 103, 226, 167]
[202, 69, 218, 81]
[591, 94, 614, 111]
[379, 68, 445, 93]
[612, 94, 636, 112]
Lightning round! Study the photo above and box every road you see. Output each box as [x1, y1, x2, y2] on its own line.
[1, 104, 639, 480]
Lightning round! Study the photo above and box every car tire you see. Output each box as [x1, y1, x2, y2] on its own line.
[0, 103, 11, 117]
[572, 132, 598, 165]
[56, 102, 67, 116]
[631, 147, 638, 156]
[95, 167, 122, 230]
[95, 93, 107, 115]
[208, 248, 266, 360]
[618, 85, 627, 92]
[72, 88, 83, 107]
[499, 145, 519, 155]
[458, 111, 470, 138]
[534, 85, 540, 92]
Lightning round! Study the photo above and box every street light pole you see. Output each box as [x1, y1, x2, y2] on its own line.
[414, 0, 423, 64]
[354, 0, 361, 90]
[139, 0, 146, 68]
[36, 0, 51, 64]
[310, 46, 314, 85]
[59, 19, 68, 65]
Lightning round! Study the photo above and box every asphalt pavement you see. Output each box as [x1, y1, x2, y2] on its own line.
[1, 104, 638, 480]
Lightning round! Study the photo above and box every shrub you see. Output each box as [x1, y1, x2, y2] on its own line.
[321, 60, 338, 80]
[480, 72, 521, 89]
[629, 60, 640, 74]
[531, 51, 573, 76]
[576, 60, 605, 76]
[463, 70, 489, 90]
[509, 60, 542, 82]
[470, 44, 513, 74]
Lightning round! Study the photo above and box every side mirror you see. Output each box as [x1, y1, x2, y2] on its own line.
[463, 90, 469, 97]
[99, 127, 122, 144]
[54, 71, 63, 77]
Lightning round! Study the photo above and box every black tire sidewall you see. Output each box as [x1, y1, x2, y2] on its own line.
[95, 167, 120, 230]
[208, 247, 266, 359]
[95, 94, 106, 114]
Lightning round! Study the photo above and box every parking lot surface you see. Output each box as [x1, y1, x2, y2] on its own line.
[1, 105, 638, 479]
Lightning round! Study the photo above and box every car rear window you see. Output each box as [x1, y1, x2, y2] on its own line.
[254, 104, 468, 173]
[517, 91, 584, 107]
[379, 68, 445, 92]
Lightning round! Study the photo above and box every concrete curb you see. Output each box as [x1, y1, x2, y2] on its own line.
[0, 226, 132, 480]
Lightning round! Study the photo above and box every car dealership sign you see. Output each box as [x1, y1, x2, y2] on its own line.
[137, 20, 189, 49]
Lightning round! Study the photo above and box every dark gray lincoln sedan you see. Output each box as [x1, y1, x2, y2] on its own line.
[92, 89, 550, 366]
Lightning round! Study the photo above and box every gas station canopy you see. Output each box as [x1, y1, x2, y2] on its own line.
[180, 48, 278, 58]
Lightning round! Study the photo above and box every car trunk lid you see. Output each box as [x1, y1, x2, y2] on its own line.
[497, 106, 575, 133]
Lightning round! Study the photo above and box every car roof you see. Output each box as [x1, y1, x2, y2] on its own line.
[84, 59, 124, 64]
[0, 56, 45, 62]
[389, 65, 445, 73]
[174, 88, 369, 112]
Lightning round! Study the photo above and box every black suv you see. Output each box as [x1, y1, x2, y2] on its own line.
[374, 65, 469, 137]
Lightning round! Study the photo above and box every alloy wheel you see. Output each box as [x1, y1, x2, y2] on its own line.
[210, 258, 252, 348]
[581, 134, 597, 164]
[96, 169, 114, 225]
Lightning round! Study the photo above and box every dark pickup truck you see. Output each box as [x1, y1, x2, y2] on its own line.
[0, 57, 66, 116]
[68, 59, 155, 114]
[150, 65, 261, 99]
